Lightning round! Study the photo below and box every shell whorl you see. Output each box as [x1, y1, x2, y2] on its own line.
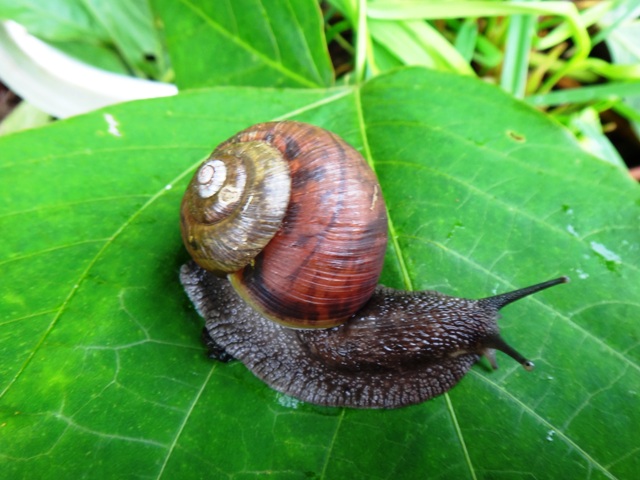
[180, 141, 291, 274]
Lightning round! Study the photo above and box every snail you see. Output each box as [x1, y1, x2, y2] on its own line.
[179, 121, 568, 408]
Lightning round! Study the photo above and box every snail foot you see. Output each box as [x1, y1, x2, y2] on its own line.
[201, 327, 235, 362]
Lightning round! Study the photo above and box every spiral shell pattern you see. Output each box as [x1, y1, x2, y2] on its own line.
[180, 141, 291, 274]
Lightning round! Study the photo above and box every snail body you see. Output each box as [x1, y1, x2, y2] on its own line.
[179, 121, 568, 408]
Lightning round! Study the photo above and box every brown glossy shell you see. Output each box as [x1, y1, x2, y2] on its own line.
[180, 121, 389, 328]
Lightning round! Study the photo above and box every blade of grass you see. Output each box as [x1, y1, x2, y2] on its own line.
[529, 51, 599, 84]
[355, 0, 368, 81]
[327, 0, 367, 80]
[369, 19, 474, 74]
[612, 99, 640, 124]
[501, 10, 535, 98]
[587, 57, 640, 80]
[526, 43, 567, 94]
[569, 107, 626, 167]
[474, 34, 503, 69]
[368, 1, 591, 93]
[537, 1, 614, 49]
[526, 80, 640, 106]
[452, 18, 479, 63]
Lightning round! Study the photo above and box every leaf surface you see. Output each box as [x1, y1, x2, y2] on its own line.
[0, 68, 638, 479]
[152, 0, 334, 89]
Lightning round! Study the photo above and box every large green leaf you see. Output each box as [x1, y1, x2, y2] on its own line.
[0, 68, 638, 479]
[151, 0, 334, 88]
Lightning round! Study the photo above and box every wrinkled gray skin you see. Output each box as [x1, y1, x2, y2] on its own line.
[181, 262, 568, 408]
[179, 261, 504, 408]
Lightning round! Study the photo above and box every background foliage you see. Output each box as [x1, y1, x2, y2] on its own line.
[1, 1, 639, 479]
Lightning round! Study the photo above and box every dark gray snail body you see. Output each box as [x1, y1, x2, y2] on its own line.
[179, 121, 568, 408]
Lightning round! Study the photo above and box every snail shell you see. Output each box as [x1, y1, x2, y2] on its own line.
[180, 121, 387, 328]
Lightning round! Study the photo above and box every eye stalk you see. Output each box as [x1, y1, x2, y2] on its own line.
[478, 276, 570, 370]
[479, 276, 570, 311]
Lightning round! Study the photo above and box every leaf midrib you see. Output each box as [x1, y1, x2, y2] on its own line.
[177, 0, 321, 88]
